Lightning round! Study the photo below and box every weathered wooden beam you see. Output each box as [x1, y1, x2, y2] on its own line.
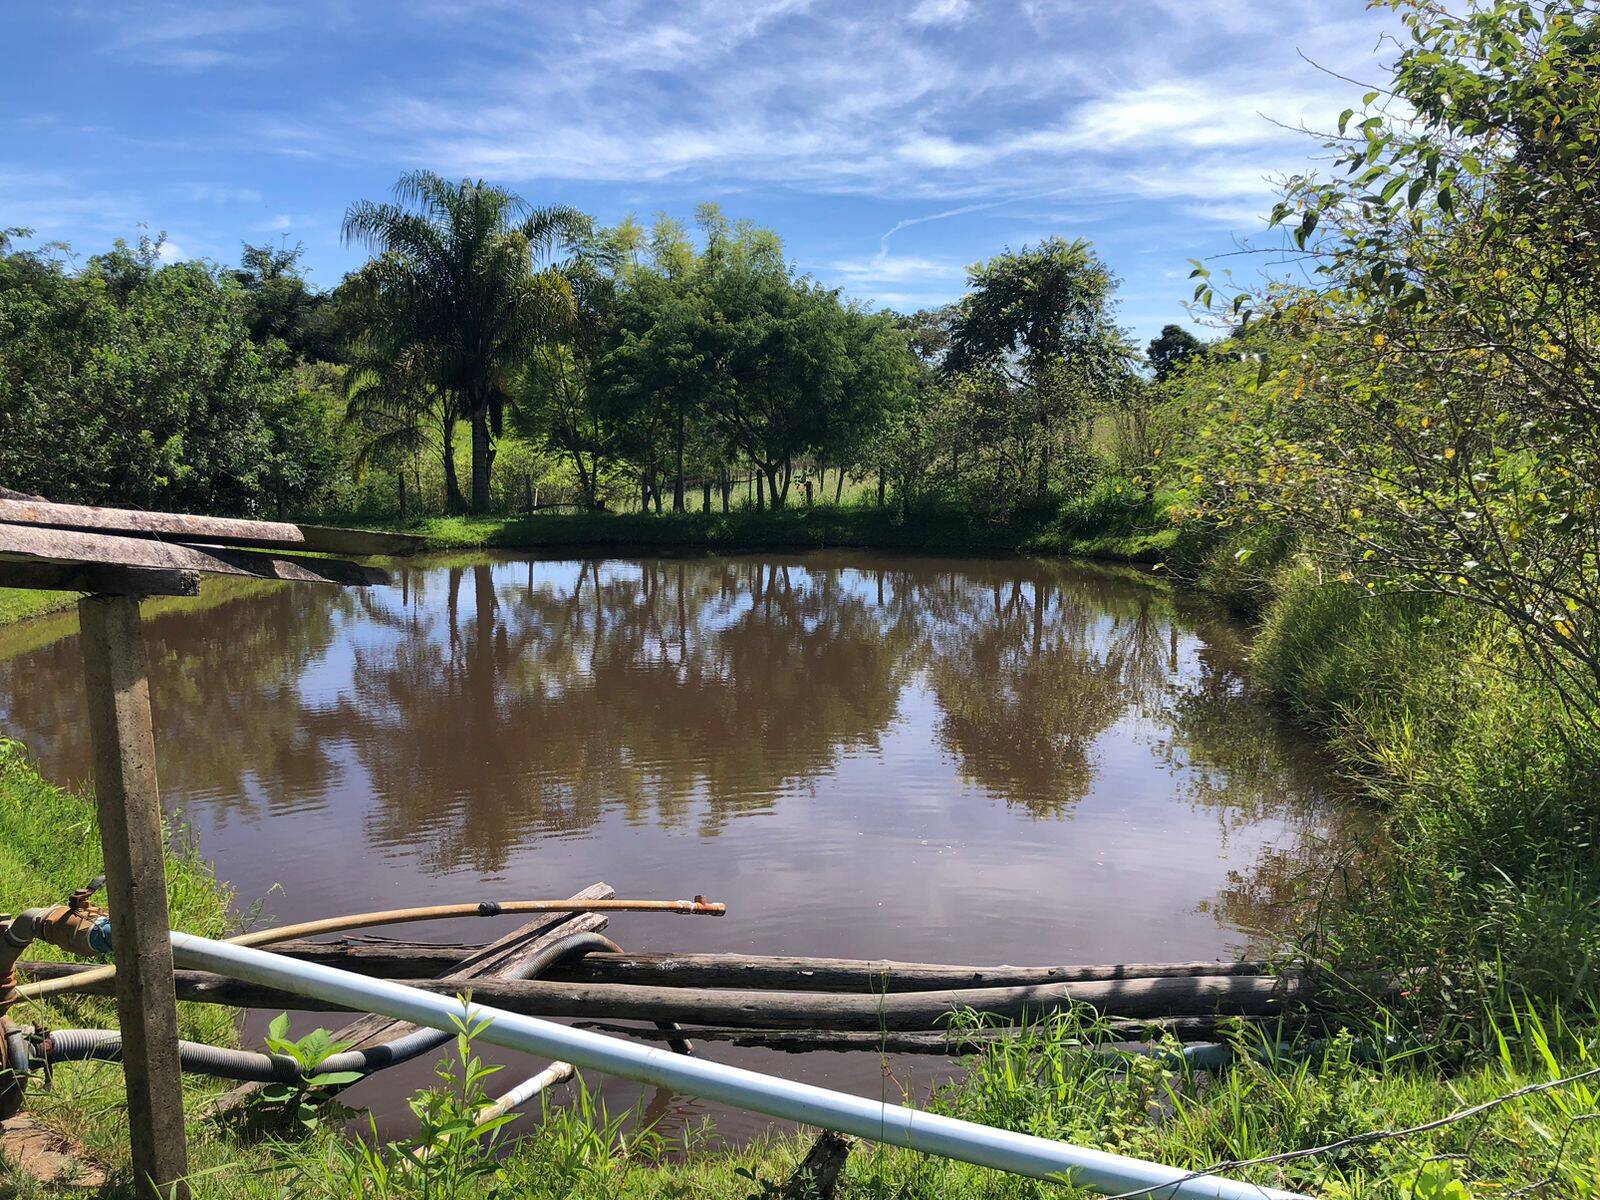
[290, 524, 426, 557]
[47, 969, 1308, 1030]
[0, 524, 389, 587]
[145, 940, 1274, 992]
[540, 953, 1275, 992]
[78, 595, 189, 1199]
[0, 560, 199, 597]
[0, 498, 423, 556]
[0, 498, 305, 548]
[208, 883, 618, 1121]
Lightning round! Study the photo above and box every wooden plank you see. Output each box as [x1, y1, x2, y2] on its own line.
[78, 596, 190, 1199]
[291, 525, 427, 557]
[129, 941, 1274, 991]
[0, 498, 305, 548]
[0, 560, 199, 597]
[0, 524, 389, 587]
[0, 498, 425, 556]
[541, 953, 1274, 992]
[208, 883, 616, 1120]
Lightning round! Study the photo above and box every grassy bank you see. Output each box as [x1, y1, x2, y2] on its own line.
[354, 484, 1188, 562]
[0, 739, 238, 1190]
[0, 589, 75, 628]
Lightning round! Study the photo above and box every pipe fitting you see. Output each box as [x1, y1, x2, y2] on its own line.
[0, 1018, 28, 1119]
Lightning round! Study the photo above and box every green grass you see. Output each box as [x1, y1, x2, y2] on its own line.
[0, 588, 76, 627]
[1242, 565, 1600, 1035]
[360, 482, 1197, 564]
[11, 1007, 1593, 1200]
[0, 739, 239, 1190]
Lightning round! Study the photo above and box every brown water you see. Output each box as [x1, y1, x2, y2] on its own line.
[0, 551, 1355, 1140]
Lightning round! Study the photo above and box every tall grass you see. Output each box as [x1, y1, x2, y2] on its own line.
[1249, 564, 1600, 1038]
[213, 1007, 1600, 1199]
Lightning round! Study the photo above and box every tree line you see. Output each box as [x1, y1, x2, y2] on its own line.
[2, 189, 1182, 520]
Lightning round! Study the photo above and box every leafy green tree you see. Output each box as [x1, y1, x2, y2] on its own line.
[1185, 0, 1600, 719]
[232, 241, 333, 361]
[516, 223, 631, 510]
[342, 172, 586, 512]
[1145, 323, 1204, 381]
[946, 238, 1130, 500]
[594, 260, 713, 511]
[816, 306, 915, 502]
[0, 232, 335, 514]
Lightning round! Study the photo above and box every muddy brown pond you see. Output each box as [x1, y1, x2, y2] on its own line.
[0, 551, 1359, 1143]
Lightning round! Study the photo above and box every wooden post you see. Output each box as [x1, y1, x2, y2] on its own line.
[78, 594, 190, 1199]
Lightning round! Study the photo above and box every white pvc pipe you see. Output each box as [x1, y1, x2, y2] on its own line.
[170, 933, 1305, 1200]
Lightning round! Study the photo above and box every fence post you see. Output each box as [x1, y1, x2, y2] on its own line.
[78, 594, 190, 1199]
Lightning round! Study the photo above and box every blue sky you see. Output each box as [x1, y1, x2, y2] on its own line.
[2, 1, 1400, 345]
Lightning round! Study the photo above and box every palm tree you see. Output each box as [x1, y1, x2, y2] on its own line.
[343, 172, 587, 512]
[344, 337, 454, 514]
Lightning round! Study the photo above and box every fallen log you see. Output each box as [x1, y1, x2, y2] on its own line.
[128, 940, 1276, 993]
[571, 1019, 1268, 1054]
[29, 968, 1309, 1030]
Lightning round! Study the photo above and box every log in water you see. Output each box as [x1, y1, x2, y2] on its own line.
[20, 964, 1309, 1030]
[247, 942, 1278, 992]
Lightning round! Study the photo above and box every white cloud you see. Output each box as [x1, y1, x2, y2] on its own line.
[908, 0, 972, 26]
[100, 5, 295, 70]
[183, 183, 264, 204]
[828, 253, 967, 285]
[273, 0, 1392, 226]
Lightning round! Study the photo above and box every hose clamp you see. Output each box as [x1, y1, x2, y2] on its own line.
[86, 918, 114, 956]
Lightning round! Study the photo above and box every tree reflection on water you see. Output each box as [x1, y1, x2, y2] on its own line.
[0, 551, 1361, 926]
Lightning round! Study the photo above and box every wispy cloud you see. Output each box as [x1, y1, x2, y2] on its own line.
[6, 0, 1403, 335]
[182, 183, 264, 204]
[273, 0, 1390, 218]
[98, 5, 293, 69]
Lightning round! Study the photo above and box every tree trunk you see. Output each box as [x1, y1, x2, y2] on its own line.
[834, 467, 845, 504]
[442, 414, 464, 512]
[673, 406, 686, 512]
[877, 468, 886, 507]
[804, 479, 813, 506]
[702, 480, 712, 511]
[1038, 411, 1051, 496]
[469, 402, 493, 513]
[721, 472, 731, 513]
[756, 472, 765, 512]
[397, 470, 407, 518]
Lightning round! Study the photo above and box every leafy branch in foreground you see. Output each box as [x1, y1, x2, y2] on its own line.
[1180, 0, 1600, 722]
